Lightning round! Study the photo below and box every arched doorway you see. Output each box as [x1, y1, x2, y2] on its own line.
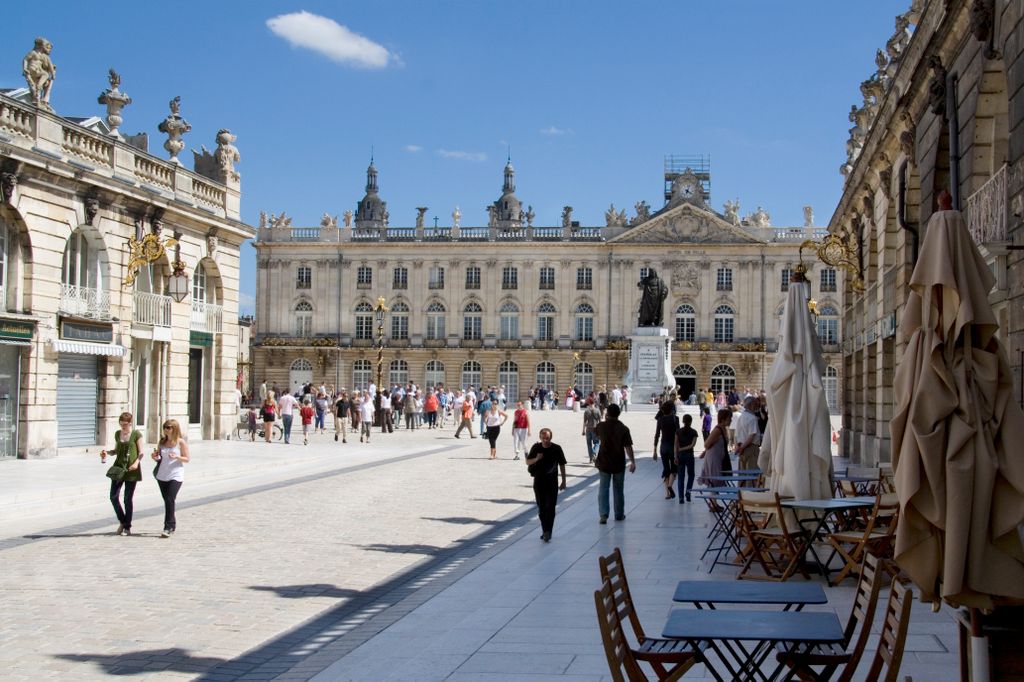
[498, 360, 519, 403]
[710, 364, 736, 395]
[673, 363, 697, 398]
[290, 358, 313, 394]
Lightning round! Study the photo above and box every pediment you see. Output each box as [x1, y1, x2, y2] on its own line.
[608, 203, 765, 245]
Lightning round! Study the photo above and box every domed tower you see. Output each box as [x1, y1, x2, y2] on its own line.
[355, 159, 388, 229]
[489, 158, 523, 228]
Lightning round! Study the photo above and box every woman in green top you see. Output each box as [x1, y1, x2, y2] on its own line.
[100, 411, 144, 536]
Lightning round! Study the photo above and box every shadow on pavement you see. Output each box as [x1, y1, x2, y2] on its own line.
[471, 497, 530, 505]
[360, 542, 452, 555]
[54, 648, 227, 676]
[421, 516, 501, 526]
[249, 583, 364, 599]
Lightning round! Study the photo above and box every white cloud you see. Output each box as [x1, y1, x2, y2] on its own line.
[404, 144, 423, 153]
[266, 11, 394, 68]
[239, 291, 255, 315]
[540, 125, 571, 136]
[437, 149, 487, 162]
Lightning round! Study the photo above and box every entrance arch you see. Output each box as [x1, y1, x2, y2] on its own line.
[289, 358, 313, 394]
[673, 363, 697, 398]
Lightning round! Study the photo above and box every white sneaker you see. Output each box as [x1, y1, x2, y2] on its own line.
[160, 530, 170, 538]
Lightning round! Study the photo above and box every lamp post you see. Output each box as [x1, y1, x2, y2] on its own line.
[374, 296, 388, 427]
[167, 237, 189, 303]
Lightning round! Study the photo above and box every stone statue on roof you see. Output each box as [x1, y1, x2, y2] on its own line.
[723, 199, 740, 225]
[452, 206, 461, 228]
[524, 205, 535, 227]
[320, 213, 338, 228]
[343, 210, 353, 227]
[22, 37, 56, 110]
[631, 200, 651, 225]
[561, 206, 573, 228]
[416, 207, 428, 228]
[605, 203, 627, 227]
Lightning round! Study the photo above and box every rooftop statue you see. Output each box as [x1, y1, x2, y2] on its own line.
[415, 207, 428, 228]
[524, 205, 535, 227]
[343, 210, 353, 227]
[605, 203, 627, 227]
[22, 37, 56, 110]
[214, 129, 240, 181]
[561, 206, 573, 228]
[723, 199, 740, 225]
[320, 213, 338, 228]
[803, 205, 815, 227]
[157, 96, 191, 164]
[452, 206, 461, 229]
[631, 200, 651, 225]
[637, 268, 668, 328]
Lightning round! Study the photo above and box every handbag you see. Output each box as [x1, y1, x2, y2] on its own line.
[105, 464, 127, 481]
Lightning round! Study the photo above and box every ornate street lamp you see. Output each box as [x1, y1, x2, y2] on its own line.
[374, 296, 388, 427]
[167, 240, 190, 303]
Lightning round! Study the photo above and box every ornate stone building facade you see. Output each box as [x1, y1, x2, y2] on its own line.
[253, 163, 843, 407]
[829, 1, 1023, 464]
[0, 44, 252, 457]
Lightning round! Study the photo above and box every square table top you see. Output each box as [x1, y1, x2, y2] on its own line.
[833, 474, 880, 483]
[672, 580, 828, 605]
[662, 609, 844, 642]
[696, 486, 767, 495]
[706, 474, 761, 482]
[780, 498, 875, 511]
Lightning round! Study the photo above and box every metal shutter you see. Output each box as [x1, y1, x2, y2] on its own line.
[57, 354, 99, 447]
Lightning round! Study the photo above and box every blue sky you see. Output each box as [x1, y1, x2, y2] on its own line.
[4, 2, 902, 314]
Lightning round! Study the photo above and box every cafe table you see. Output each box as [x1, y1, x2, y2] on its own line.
[704, 473, 761, 487]
[779, 497, 875, 580]
[694, 487, 766, 571]
[662, 608, 845, 681]
[673, 580, 827, 611]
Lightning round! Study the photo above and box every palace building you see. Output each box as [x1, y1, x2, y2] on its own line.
[0, 46, 252, 457]
[252, 158, 843, 406]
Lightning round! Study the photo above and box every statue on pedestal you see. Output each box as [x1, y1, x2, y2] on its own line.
[22, 37, 56, 110]
[637, 268, 668, 327]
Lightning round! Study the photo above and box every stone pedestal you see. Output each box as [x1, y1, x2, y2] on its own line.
[623, 327, 674, 404]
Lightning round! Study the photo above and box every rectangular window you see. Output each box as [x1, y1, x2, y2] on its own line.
[426, 315, 445, 340]
[355, 314, 373, 340]
[539, 266, 555, 290]
[357, 266, 373, 289]
[537, 315, 554, 341]
[675, 316, 695, 342]
[820, 268, 837, 292]
[429, 266, 445, 289]
[391, 314, 409, 340]
[576, 267, 592, 290]
[393, 267, 408, 289]
[500, 315, 519, 340]
[465, 266, 481, 289]
[295, 314, 312, 337]
[716, 267, 732, 292]
[296, 267, 312, 290]
[463, 315, 482, 340]
[502, 266, 518, 290]
[714, 317, 734, 343]
[575, 316, 593, 341]
[817, 318, 839, 345]
[781, 268, 791, 292]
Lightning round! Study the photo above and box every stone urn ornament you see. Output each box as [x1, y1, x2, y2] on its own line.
[97, 69, 131, 139]
[158, 96, 192, 164]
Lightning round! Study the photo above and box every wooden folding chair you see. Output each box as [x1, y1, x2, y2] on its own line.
[597, 549, 703, 679]
[826, 493, 899, 586]
[776, 553, 886, 681]
[848, 465, 882, 494]
[736, 491, 810, 581]
[594, 578, 652, 681]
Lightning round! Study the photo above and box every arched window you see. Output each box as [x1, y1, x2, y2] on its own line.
[389, 359, 409, 386]
[537, 301, 556, 341]
[710, 364, 736, 394]
[289, 357, 313, 395]
[461, 360, 482, 389]
[352, 359, 372, 389]
[192, 266, 213, 303]
[673, 364, 696, 378]
[499, 301, 520, 340]
[574, 361, 594, 395]
[498, 360, 519, 402]
[825, 365, 839, 414]
[674, 304, 696, 342]
[290, 358, 312, 371]
[463, 302, 483, 340]
[354, 301, 373, 340]
[426, 301, 446, 340]
[713, 304, 734, 343]
[424, 360, 445, 388]
[536, 361, 556, 390]
[60, 230, 108, 319]
[390, 301, 409, 340]
[816, 305, 839, 346]
[574, 302, 594, 341]
[294, 300, 313, 337]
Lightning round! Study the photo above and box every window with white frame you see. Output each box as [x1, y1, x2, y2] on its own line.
[295, 300, 313, 337]
[574, 361, 594, 395]
[498, 360, 519, 401]
[539, 266, 555, 290]
[389, 359, 409, 386]
[426, 301, 446, 339]
[716, 267, 732, 292]
[461, 360, 482, 389]
[353, 359, 372, 390]
[502, 266, 518, 290]
[825, 366, 839, 414]
[424, 360, 445, 388]
[674, 304, 696, 342]
[499, 301, 520, 340]
[537, 302, 556, 341]
[817, 305, 839, 345]
[673, 364, 697, 381]
[62, 230, 102, 290]
[354, 301, 373, 340]
[465, 266, 481, 289]
[393, 266, 408, 289]
[574, 302, 594, 341]
[192, 266, 211, 303]
[357, 265, 372, 288]
[297, 266, 312, 289]
[535, 361, 556, 391]
[390, 302, 409, 340]
[429, 266, 445, 289]
[463, 302, 483, 340]
[576, 266, 592, 290]
[713, 304, 734, 343]
[710, 364, 736, 394]
[820, 268, 837, 292]
[781, 268, 792, 292]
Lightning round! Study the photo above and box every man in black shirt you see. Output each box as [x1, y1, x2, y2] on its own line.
[674, 413, 699, 502]
[594, 404, 635, 523]
[525, 428, 567, 542]
[333, 391, 349, 443]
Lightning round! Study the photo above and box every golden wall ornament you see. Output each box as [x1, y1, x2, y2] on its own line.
[800, 234, 865, 292]
[123, 232, 178, 288]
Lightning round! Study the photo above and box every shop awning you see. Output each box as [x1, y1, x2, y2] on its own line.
[0, 338, 31, 347]
[50, 339, 127, 356]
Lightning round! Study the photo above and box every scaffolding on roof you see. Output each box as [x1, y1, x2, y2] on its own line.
[664, 154, 711, 205]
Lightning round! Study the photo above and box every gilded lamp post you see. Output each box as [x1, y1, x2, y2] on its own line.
[374, 297, 388, 426]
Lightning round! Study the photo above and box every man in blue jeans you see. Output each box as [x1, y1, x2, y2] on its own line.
[594, 404, 635, 523]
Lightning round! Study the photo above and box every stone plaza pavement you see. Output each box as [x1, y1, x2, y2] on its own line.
[0, 405, 961, 680]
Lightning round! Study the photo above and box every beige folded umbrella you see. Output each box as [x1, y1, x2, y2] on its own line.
[890, 208, 1024, 611]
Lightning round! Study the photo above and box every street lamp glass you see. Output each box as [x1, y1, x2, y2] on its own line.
[167, 271, 189, 303]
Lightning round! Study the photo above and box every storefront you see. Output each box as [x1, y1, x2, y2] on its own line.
[0, 318, 33, 458]
[53, 320, 125, 448]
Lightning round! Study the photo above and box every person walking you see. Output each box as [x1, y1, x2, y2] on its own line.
[424, 390, 439, 429]
[511, 400, 531, 461]
[358, 394, 375, 443]
[277, 391, 298, 444]
[454, 392, 475, 438]
[333, 390, 349, 443]
[620, 385, 630, 412]
[152, 419, 190, 538]
[701, 405, 713, 442]
[734, 395, 762, 473]
[314, 391, 329, 434]
[525, 428, 567, 542]
[348, 390, 361, 435]
[594, 404, 635, 523]
[582, 398, 601, 462]
[675, 413, 699, 502]
[698, 408, 733, 485]
[260, 395, 277, 443]
[653, 400, 680, 500]
[100, 411, 143, 536]
[484, 402, 508, 460]
[299, 397, 315, 445]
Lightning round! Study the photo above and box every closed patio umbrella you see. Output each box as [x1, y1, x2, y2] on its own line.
[762, 268, 833, 501]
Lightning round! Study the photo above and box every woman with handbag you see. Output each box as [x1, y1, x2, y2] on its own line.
[100, 411, 144, 536]
[260, 395, 277, 443]
[152, 419, 191, 538]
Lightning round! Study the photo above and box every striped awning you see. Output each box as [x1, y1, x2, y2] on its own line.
[0, 338, 31, 346]
[51, 339, 127, 356]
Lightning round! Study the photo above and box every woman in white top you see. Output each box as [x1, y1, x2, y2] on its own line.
[151, 419, 191, 538]
[484, 403, 508, 460]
